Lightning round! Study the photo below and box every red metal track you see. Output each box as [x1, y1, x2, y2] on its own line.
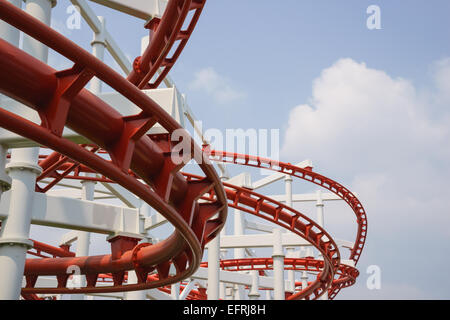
[128, 0, 206, 89]
[40, 151, 366, 299]
[0, 0, 227, 294]
[0, 0, 367, 300]
[207, 150, 367, 299]
[201, 257, 359, 299]
[31, 158, 351, 300]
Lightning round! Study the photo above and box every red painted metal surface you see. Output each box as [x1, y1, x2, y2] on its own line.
[0, 0, 227, 295]
[128, 0, 206, 89]
[201, 257, 359, 300]
[29, 156, 361, 300]
[31, 148, 366, 299]
[0, 0, 367, 300]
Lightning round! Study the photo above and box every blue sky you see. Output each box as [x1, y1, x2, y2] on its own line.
[42, 0, 450, 299]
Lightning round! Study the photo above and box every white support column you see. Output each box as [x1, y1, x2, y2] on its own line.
[265, 289, 272, 300]
[285, 175, 293, 208]
[316, 190, 324, 228]
[233, 208, 245, 260]
[248, 270, 260, 300]
[89, 16, 106, 94]
[284, 176, 294, 297]
[285, 247, 296, 294]
[0, 150, 41, 299]
[124, 200, 150, 300]
[219, 247, 227, 300]
[70, 174, 95, 300]
[70, 20, 106, 299]
[219, 282, 226, 300]
[232, 284, 245, 300]
[70, 17, 105, 299]
[207, 231, 220, 300]
[171, 282, 180, 300]
[22, 0, 55, 58]
[0, 0, 54, 300]
[233, 208, 245, 300]
[315, 190, 328, 300]
[301, 271, 308, 292]
[272, 228, 285, 300]
[124, 270, 146, 300]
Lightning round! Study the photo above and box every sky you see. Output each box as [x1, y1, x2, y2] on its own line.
[19, 0, 450, 299]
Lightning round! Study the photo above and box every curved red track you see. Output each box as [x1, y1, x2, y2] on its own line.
[0, 0, 367, 300]
[0, 0, 227, 295]
[29, 152, 365, 300]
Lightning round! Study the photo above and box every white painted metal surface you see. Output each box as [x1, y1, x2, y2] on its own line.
[0, 1, 360, 301]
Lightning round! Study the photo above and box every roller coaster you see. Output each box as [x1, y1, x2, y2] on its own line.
[0, 0, 367, 300]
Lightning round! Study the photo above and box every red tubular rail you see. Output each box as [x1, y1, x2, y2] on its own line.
[128, 0, 206, 89]
[0, 0, 227, 294]
[31, 158, 341, 300]
[207, 150, 367, 298]
[0, 0, 367, 300]
[201, 257, 359, 298]
[34, 148, 366, 299]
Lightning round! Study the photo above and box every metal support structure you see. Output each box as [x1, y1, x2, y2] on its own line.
[248, 270, 260, 300]
[179, 279, 195, 300]
[124, 271, 146, 300]
[70, 19, 105, 299]
[0, 0, 367, 301]
[0, 0, 52, 300]
[207, 231, 220, 300]
[170, 282, 180, 300]
[233, 208, 245, 260]
[316, 190, 324, 228]
[286, 247, 296, 294]
[0, 153, 41, 299]
[272, 228, 285, 300]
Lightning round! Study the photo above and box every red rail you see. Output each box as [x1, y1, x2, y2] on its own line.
[0, 0, 367, 300]
[0, 0, 227, 295]
[128, 0, 206, 89]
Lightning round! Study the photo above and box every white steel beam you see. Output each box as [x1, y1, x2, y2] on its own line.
[0, 0, 52, 300]
[147, 288, 174, 300]
[88, 0, 167, 20]
[59, 230, 79, 246]
[244, 219, 275, 233]
[72, 0, 133, 74]
[219, 233, 353, 250]
[192, 267, 292, 290]
[0, 191, 143, 237]
[99, 181, 140, 208]
[251, 160, 313, 190]
[269, 192, 342, 203]
[144, 213, 168, 230]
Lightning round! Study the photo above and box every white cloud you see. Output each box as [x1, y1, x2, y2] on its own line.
[281, 58, 450, 298]
[189, 67, 245, 104]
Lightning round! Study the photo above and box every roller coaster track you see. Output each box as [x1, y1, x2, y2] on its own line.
[0, 0, 227, 295]
[201, 257, 359, 300]
[29, 151, 364, 300]
[0, 0, 367, 300]
[206, 150, 367, 299]
[128, 0, 206, 89]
